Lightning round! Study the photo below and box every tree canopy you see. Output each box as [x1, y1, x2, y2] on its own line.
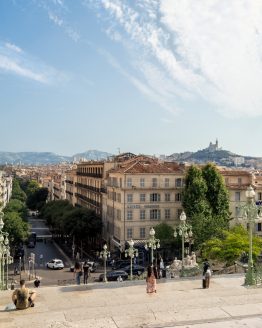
[201, 225, 262, 265]
[182, 163, 230, 247]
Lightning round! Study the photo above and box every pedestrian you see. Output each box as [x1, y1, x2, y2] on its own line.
[74, 262, 82, 285]
[146, 265, 157, 293]
[83, 261, 90, 284]
[34, 277, 41, 288]
[202, 259, 210, 289]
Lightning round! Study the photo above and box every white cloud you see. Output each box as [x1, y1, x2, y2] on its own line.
[5, 42, 22, 53]
[87, 0, 262, 118]
[48, 11, 63, 26]
[0, 41, 66, 84]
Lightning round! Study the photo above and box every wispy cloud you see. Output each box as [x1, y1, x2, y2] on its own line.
[85, 0, 262, 118]
[0, 41, 65, 84]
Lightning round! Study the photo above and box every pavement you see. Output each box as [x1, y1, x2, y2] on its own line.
[1, 274, 262, 328]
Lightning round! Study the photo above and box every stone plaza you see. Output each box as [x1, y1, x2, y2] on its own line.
[1, 274, 262, 328]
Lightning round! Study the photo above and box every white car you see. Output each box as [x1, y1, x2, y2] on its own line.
[46, 259, 64, 270]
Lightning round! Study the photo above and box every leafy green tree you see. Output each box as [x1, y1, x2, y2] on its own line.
[182, 165, 212, 246]
[25, 180, 40, 197]
[155, 223, 174, 244]
[27, 187, 48, 210]
[202, 163, 230, 231]
[201, 225, 262, 265]
[3, 211, 29, 244]
[11, 179, 27, 202]
[4, 199, 28, 220]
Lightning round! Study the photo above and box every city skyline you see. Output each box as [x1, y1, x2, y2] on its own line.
[1, 1, 262, 156]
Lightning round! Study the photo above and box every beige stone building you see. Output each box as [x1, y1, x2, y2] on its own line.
[65, 169, 77, 206]
[102, 156, 186, 250]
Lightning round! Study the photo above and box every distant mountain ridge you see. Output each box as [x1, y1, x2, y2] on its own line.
[0, 150, 113, 165]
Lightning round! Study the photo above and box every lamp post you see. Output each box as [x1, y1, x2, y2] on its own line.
[238, 185, 262, 286]
[0, 208, 13, 290]
[174, 211, 193, 276]
[145, 227, 160, 266]
[125, 239, 138, 280]
[100, 244, 110, 282]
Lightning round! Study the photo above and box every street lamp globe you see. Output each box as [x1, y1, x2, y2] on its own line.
[180, 211, 186, 222]
[129, 239, 134, 247]
[103, 244, 107, 251]
[149, 227, 155, 237]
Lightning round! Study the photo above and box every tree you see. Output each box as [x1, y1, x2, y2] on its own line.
[4, 199, 28, 220]
[202, 163, 230, 231]
[182, 165, 212, 246]
[155, 223, 174, 244]
[3, 211, 29, 244]
[11, 179, 27, 202]
[25, 180, 40, 198]
[201, 225, 262, 266]
[27, 187, 48, 210]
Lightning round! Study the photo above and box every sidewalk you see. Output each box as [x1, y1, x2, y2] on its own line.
[1, 274, 262, 328]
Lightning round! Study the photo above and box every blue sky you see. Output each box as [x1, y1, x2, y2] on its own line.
[1, 0, 262, 157]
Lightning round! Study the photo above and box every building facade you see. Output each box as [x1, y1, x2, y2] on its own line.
[0, 171, 12, 208]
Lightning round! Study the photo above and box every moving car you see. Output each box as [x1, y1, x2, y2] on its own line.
[99, 270, 128, 282]
[46, 259, 64, 270]
[122, 265, 145, 276]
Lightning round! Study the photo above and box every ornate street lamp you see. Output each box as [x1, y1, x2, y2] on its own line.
[125, 239, 138, 280]
[0, 208, 13, 290]
[100, 244, 110, 283]
[145, 227, 160, 265]
[238, 185, 262, 285]
[174, 211, 193, 276]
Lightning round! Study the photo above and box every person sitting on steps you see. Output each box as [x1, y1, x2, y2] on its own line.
[12, 279, 36, 310]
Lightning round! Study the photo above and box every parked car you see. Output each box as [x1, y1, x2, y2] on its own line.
[46, 259, 64, 270]
[99, 270, 128, 282]
[122, 265, 145, 276]
[112, 260, 130, 270]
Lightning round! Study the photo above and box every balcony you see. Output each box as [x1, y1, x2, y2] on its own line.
[76, 183, 101, 193]
[75, 193, 100, 207]
[76, 172, 103, 178]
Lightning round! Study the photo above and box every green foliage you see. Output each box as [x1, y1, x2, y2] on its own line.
[25, 180, 40, 197]
[182, 164, 230, 247]
[11, 179, 27, 202]
[27, 187, 48, 210]
[3, 211, 29, 244]
[201, 225, 262, 265]
[154, 223, 174, 243]
[4, 199, 28, 220]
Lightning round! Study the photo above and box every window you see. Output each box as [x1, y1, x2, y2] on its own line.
[152, 178, 157, 187]
[140, 194, 146, 202]
[175, 178, 182, 187]
[238, 178, 242, 185]
[117, 193, 121, 202]
[175, 193, 181, 202]
[235, 207, 241, 217]
[127, 228, 133, 239]
[127, 194, 133, 203]
[117, 209, 121, 220]
[127, 178, 132, 187]
[140, 178, 145, 187]
[258, 223, 262, 232]
[258, 192, 262, 201]
[235, 192, 241, 202]
[150, 193, 160, 202]
[150, 209, 161, 220]
[177, 209, 183, 219]
[140, 228, 145, 238]
[165, 193, 171, 202]
[140, 210, 145, 220]
[165, 209, 171, 219]
[127, 210, 133, 220]
[165, 178, 169, 187]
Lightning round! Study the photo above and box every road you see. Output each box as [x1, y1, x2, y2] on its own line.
[13, 217, 74, 286]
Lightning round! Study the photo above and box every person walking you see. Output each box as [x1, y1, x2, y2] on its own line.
[83, 261, 90, 284]
[146, 265, 157, 293]
[202, 259, 210, 289]
[74, 262, 82, 285]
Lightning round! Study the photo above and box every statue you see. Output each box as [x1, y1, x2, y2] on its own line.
[191, 252, 197, 266]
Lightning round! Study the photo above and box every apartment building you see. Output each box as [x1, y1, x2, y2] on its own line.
[65, 169, 77, 206]
[0, 171, 12, 208]
[53, 174, 66, 200]
[102, 156, 186, 250]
